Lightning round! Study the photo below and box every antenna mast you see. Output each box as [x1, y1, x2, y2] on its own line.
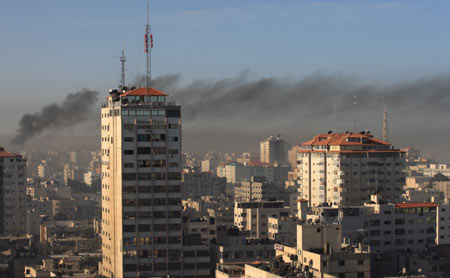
[353, 95, 358, 131]
[382, 83, 389, 142]
[120, 48, 126, 88]
[333, 79, 337, 132]
[144, 0, 153, 96]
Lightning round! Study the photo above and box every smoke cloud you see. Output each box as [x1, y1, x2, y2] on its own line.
[11, 89, 99, 146]
[145, 71, 450, 160]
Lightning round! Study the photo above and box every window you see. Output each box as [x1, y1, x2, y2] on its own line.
[338, 273, 345, 278]
[357, 259, 364, 265]
[124, 137, 134, 142]
[152, 147, 166, 154]
[124, 163, 134, 168]
[123, 173, 136, 181]
[395, 229, 405, 235]
[167, 110, 180, 117]
[395, 219, 405, 225]
[169, 136, 179, 142]
[137, 121, 151, 129]
[168, 123, 178, 129]
[152, 134, 166, 142]
[123, 225, 135, 232]
[370, 230, 380, 236]
[323, 260, 328, 267]
[124, 150, 134, 155]
[384, 221, 391, 225]
[137, 147, 151, 154]
[137, 134, 150, 142]
[357, 272, 365, 278]
[338, 260, 345, 266]
[369, 220, 380, 226]
[151, 109, 165, 116]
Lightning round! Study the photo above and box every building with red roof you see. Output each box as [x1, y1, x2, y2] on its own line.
[296, 132, 406, 207]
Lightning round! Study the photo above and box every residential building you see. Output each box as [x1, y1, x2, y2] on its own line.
[298, 132, 406, 206]
[402, 187, 443, 203]
[212, 228, 276, 265]
[182, 167, 226, 199]
[297, 223, 371, 278]
[182, 234, 211, 278]
[260, 134, 288, 166]
[217, 162, 289, 184]
[308, 196, 438, 254]
[234, 200, 289, 238]
[234, 176, 284, 202]
[99, 87, 182, 278]
[434, 181, 450, 200]
[437, 203, 450, 245]
[0, 146, 26, 235]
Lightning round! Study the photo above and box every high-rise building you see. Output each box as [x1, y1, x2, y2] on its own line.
[298, 132, 406, 206]
[0, 146, 26, 235]
[260, 134, 287, 165]
[100, 88, 182, 278]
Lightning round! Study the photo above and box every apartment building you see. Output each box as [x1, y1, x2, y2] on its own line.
[298, 132, 406, 206]
[100, 88, 182, 278]
[0, 146, 26, 235]
[234, 176, 284, 202]
[234, 200, 289, 238]
[437, 203, 450, 245]
[297, 223, 371, 278]
[309, 197, 438, 254]
[217, 162, 290, 184]
[260, 134, 288, 166]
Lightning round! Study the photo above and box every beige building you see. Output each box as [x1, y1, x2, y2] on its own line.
[298, 132, 406, 206]
[260, 134, 287, 166]
[434, 181, 450, 199]
[100, 87, 182, 278]
[234, 200, 289, 238]
[297, 223, 371, 278]
[308, 197, 439, 254]
[0, 146, 26, 235]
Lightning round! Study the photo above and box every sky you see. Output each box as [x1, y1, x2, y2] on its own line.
[1, 1, 450, 160]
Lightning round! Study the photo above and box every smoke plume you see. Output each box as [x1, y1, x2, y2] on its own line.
[145, 71, 450, 160]
[11, 89, 99, 146]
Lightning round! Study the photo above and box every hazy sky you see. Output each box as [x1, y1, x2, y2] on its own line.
[1, 1, 450, 160]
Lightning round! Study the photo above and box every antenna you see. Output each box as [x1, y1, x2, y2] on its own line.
[119, 48, 126, 88]
[353, 95, 358, 130]
[382, 83, 390, 142]
[333, 78, 337, 132]
[144, 0, 153, 97]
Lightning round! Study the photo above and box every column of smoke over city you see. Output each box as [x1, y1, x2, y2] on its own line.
[10, 89, 99, 146]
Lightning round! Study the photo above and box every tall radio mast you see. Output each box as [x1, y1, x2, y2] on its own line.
[119, 48, 126, 88]
[382, 83, 389, 142]
[144, 0, 153, 97]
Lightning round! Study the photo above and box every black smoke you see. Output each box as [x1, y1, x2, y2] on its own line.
[11, 89, 99, 146]
[145, 71, 450, 160]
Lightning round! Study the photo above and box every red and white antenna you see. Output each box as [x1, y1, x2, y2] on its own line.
[144, 0, 154, 97]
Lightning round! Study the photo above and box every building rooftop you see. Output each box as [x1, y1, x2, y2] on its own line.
[395, 202, 438, 208]
[301, 132, 390, 147]
[0, 146, 20, 157]
[121, 87, 167, 96]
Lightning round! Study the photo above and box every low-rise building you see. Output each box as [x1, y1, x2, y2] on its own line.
[234, 200, 289, 238]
